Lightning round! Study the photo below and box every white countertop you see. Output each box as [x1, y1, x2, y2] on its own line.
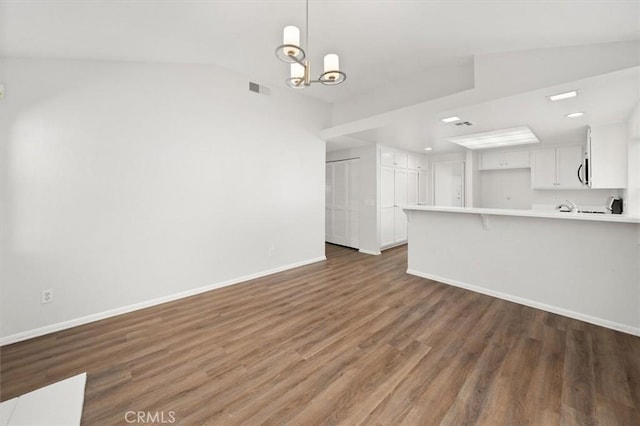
[403, 205, 640, 223]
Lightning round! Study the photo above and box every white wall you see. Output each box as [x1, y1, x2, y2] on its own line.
[0, 57, 331, 342]
[326, 144, 379, 254]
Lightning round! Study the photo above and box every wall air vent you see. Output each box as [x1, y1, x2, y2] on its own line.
[455, 121, 473, 126]
[249, 82, 270, 96]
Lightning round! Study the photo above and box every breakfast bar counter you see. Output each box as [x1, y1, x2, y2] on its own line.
[402, 206, 640, 336]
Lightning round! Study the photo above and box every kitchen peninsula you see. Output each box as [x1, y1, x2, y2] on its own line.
[404, 206, 640, 335]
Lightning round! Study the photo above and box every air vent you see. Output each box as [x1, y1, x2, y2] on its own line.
[455, 121, 473, 126]
[249, 82, 270, 95]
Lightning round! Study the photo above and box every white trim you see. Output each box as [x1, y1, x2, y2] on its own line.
[358, 248, 381, 256]
[1, 256, 326, 346]
[381, 241, 407, 251]
[406, 269, 640, 337]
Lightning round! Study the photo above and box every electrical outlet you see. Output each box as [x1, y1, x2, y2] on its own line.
[42, 289, 53, 304]
[268, 246, 276, 257]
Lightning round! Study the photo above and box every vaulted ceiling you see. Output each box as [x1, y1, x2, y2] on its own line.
[2, 1, 639, 153]
[1, 0, 638, 104]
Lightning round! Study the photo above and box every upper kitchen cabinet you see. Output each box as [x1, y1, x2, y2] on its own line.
[408, 154, 428, 171]
[381, 146, 408, 168]
[479, 150, 530, 170]
[588, 123, 627, 188]
[531, 145, 584, 189]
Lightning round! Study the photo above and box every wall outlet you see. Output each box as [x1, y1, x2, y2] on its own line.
[41, 289, 53, 304]
[268, 246, 276, 257]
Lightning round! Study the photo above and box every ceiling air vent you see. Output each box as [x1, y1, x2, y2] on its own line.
[455, 121, 473, 126]
[249, 82, 270, 96]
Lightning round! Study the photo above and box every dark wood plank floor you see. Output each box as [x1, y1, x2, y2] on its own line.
[1, 244, 639, 425]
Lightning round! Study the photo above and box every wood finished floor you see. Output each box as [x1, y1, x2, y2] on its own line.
[1, 244, 640, 425]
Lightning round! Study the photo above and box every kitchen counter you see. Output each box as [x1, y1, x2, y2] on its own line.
[403, 206, 640, 336]
[403, 205, 640, 223]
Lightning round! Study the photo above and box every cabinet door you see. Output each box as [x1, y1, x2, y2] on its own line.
[590, 123, 627, 188]
[407, 170, 419, 204]
[531, 149, 557, 188]
[480, 151, 503, 170]
[503, 150, 530, 168]
[381, 167, 395, 208]
[381, 147, 395, 167]
[418, 171, 429, 205]
[394, 169, 408, 206]
[394, 151, 408, 168]
[408, 154, 420, 170]
[394, 206, 407, 242]
[418, 156, 428, 171]
[556, 145, 584, 188]
[381, 207, 395, 247]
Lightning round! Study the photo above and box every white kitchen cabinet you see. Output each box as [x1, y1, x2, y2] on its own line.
[381, 146, 409, 168]
[408, 170, 419, 204]
[408, 154, 428, 171]
[479, 150, 530, 170]
[588, 123, 627, 188]
[394, 169, 408, 242]
[380, 166, 408, 248]
[531, 145, 584, 189]
[418, 171, 429, 205]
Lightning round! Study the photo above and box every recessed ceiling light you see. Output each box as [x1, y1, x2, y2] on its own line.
[424, 147, 433, 151]
[447, 126, 540, 150]
[565, 112, 584, 118]
[547, 90, 578, 101]
[441, 116, 460, 123]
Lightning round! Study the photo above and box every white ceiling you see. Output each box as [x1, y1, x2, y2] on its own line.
[340, 67, 640, 154]
[1, 0, 639, 104]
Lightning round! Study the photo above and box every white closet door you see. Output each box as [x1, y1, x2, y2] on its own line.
[326, 159, 360, 249]
[348, 160, 360, 248]
[332, 162, 349, 245]
[325, 163, 334, 241]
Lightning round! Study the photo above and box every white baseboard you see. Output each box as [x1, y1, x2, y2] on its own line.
[381, 241, 407, 251]
[1, 256, 326, 346]
[358, 248, 381, 256]
[407, 269, 640, 337]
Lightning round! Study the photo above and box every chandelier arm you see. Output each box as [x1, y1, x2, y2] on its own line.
[291, 55, 307, 67]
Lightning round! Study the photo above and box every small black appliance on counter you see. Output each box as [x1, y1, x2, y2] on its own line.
[608, 197, 623, 214]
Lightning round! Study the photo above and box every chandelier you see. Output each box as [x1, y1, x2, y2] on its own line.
[275, 0, 346, 89]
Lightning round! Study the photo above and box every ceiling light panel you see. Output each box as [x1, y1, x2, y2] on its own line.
[565, 112, 584, 118]
[548, 90, 578, 101]
[441, 116, 460, 123]
[447, 126, 540, 150]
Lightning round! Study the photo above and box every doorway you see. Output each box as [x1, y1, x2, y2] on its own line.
[433, 161, 465, 207]
[326, 158, 360, 249]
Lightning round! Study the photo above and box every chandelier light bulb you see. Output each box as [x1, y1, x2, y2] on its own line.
[283, 26, 300, 53]
[291, 63, 305, 79]
[323, 54, 340, 80]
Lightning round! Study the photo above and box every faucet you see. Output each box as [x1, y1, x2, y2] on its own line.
[555, 199, 579, 213]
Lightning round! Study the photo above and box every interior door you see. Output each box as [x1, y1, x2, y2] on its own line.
[325, 159, 360, 248]
[434, 161, 465, 207]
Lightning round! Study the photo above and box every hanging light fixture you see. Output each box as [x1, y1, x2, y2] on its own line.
[275, 0, 346, 88]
